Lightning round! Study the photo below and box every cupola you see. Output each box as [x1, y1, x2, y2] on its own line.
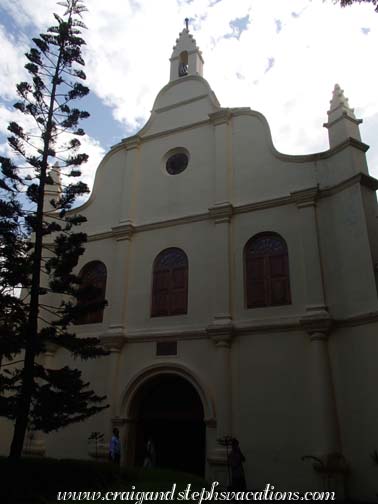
[169, 19, 204, 82]
[323, 84, 362, 149]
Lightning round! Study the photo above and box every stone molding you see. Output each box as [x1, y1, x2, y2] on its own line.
[204, 417, 217, 428]
[155, 94, 209, 114]
[324, 112, 363, 129]
[208, 202, 233, 223]
[300, 311, 332, 339]
[209, 109, 232, 126]
[74, 310, 378, 343]
[291, 186, 319, 208]
[111, 417, 128, 427]
[111, 220, 135, 241]
[123, 135, 141, 151]
[170, 48, 204, 62]
[206, 320, 234, 348]
[85, 171, 374, 242]
[100, 334, 126, 352]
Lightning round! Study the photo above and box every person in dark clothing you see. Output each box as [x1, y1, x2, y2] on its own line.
[109, 428, 121, 464]
[228, 438, 246, 491]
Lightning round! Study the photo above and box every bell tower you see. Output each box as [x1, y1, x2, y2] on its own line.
[323, 83, 362, 149]
[169, 20, 204, 82]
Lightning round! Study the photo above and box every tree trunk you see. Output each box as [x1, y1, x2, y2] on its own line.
[9, 53, 63, 459]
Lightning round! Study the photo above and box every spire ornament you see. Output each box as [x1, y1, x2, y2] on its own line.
[169, 23, 204, 81]
[329, 83, 357, 119]
[323, 83, 363, 149]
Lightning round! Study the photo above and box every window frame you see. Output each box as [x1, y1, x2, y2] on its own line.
[244, 233, 291, 309]
[75, 260, 107, 325]
[151, 248, 188, 317]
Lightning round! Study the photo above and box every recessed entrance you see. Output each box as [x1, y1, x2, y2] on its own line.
[131, 373, 205, 476]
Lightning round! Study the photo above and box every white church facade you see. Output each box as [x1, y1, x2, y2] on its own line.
[2, 27, 378, 500]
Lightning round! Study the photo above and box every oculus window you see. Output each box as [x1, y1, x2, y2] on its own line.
[164, 148, 190, 175]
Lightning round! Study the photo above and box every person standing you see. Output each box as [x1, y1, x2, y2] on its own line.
[228, 438, 246, 491]
[143, 438, 156, 468]
[109, 428, 121, 464]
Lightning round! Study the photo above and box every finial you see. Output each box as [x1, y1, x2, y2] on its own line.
[329, 83, 355, 118]
[324, 82, 362, 148]
[185, 17, 189, 31]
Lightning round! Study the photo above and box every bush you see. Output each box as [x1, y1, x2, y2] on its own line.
[0, 457, 119, 503]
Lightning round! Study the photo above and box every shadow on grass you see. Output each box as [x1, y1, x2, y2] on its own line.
[0, 457, 208, 504]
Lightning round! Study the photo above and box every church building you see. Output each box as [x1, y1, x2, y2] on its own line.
[3, 26, 378, 500]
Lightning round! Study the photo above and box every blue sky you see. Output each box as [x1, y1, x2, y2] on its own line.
[0, 0, 377, 193]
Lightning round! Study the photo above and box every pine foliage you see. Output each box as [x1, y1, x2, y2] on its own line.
[0, 0, 108, 458]
[337, 0, 378, 12]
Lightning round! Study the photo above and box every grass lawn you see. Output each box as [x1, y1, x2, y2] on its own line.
[0, 457, 208, 504]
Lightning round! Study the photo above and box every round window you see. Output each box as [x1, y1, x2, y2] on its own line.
[165, 152, 189, 175]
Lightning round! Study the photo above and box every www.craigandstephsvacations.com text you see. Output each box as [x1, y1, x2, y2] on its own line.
[57, 482, 336, 502]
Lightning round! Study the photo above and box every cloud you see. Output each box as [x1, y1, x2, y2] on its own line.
[0, 100, 105, 202]
[0, 25, 28, 100]
[264, 57, 275, 74]
[225, 14, 250, 40]
[0, 0, 377, 185]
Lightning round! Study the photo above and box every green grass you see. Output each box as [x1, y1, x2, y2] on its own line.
[117, 467, 208, 502]
[0, 457, 208, 504]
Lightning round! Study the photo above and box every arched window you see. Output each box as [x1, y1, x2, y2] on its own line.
[244, 233, 291, 308]
[151, 248, 188, 317]
[178, 51, 189, 77]
[76, 261, 107, 324]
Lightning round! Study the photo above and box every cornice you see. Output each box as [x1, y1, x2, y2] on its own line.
[75, 310, 378, 346]
[234, 195, 292, 215]
[100, 334, 126, 351]
[123, 135, 141, 151]
[170, 48, 204, 62]
[87, 231, 113, 242]
[111, 220, 135, 241]
[319, 172, 378, 199]
[234, 316, 301, 334]
[126, 326, 206, 342]
[155, 94, 210, 114]
[334, 310, 378, 328]
[324, 113, 363, 129]
[137, 212, 209, 232]
[291, 186, 319, 208]
[206, 319, 234, 347]
[300, 311, 332, 339]
[83, 171, 376, 241]
[209, 109, 232, 126]
[208, 202, 233, 223]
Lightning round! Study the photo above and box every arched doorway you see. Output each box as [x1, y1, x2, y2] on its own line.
[131, 373, 205, 476]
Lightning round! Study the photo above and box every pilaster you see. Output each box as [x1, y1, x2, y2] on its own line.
[209, 109, 232, 205]
[108, 220, 135, 338]
[209, 203, 233, 324]
[291, 187, 327, 315]
[120, 135, 141, 224]
[300, 314, 341, 457]
[22, 343, 58, 457]
[207, 324, 233, 440]
[100, 335, 126, 419]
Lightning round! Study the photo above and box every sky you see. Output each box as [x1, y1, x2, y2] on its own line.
[0, 0, 377, 195]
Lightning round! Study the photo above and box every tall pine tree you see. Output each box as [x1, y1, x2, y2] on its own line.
[0, 0, 108, 459]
